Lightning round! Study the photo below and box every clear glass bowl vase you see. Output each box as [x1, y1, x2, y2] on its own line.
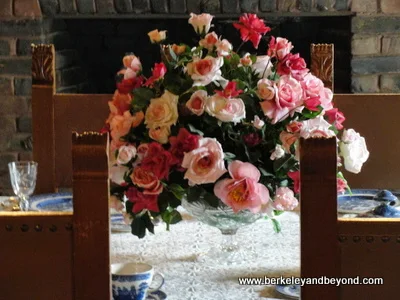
[181, 197, 262, 265]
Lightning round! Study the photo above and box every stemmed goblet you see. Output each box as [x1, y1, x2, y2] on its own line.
[8, 161, 38, 211]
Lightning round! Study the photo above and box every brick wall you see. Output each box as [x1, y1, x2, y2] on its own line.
[0, 0, 399, 194]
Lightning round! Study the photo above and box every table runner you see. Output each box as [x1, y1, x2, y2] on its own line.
[111, 212, 300, 300]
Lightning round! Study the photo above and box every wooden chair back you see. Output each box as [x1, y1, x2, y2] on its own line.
[301, 94, 400, 300]
[0, 132, 110, 300]
[31, 44, 109, 194]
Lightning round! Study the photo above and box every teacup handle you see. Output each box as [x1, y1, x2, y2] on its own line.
[149, 272, 164, 292]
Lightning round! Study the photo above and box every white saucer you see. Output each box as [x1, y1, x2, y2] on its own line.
[275, 284, 300, 299]
[147, 290, 167, 300]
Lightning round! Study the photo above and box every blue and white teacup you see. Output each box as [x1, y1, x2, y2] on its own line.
[111, 262, 164, 300]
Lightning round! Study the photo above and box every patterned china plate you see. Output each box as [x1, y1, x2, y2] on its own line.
[275, 284, 300, 299]
[147, 290, 167, 300]
[337, 189, 400, 214]
[30, 193, 131, 232]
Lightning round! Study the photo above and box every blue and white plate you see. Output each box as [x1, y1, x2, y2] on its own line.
[30, 193, 131, 232]
[337, 189, 400, 214]
[147, 290, 167, 300]
[276, 284, 300, 299]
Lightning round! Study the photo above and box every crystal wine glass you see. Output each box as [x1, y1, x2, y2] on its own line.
[8, 161, 38, 211]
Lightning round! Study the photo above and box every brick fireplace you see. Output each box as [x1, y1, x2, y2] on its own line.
[1, 0, 400, 195]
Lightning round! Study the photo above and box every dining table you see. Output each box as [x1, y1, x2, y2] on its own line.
[110, 210, 300, 300]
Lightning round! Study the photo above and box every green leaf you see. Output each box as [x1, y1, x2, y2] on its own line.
[130, 213, 154, 238]
[186, 186, 204, 202]
[161, 209, 183, 230]
[164, 71, 193, 95]
[169, 183, 186, 200]
[131, 88, 155, 113]
[188, 123, 204, 136]
[274, 210, 285, 216]
[168, 45, 177, 61]
[259, 167, 274, 177]
[272, 218, 281, 233]
[203, 191, 220, 208]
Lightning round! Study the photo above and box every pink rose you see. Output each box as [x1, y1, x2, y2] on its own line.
[199, 32, 219, 50]
[260, 100, 289, 124]
[239, 53, 252, 67]
[325, 108, 345, 130]
[252, 115, 265, 129]
[122, 55, 142, 79]
[110, 165, 129, 185]
[300, 116, 335, 139]
[275, 75, 303, 109]
[277, 53, 309, 80]
[273, 187, 298, 211]
[337, 178, 348, 194]
[216, 39, 232, 56]
[302, 73, 325, 99]
[186, 90, 207, 116]
[188, 13, 214, 35]
[257, 79, 275, 100]
[186, 56, 225, 86]
[268, 37, 293, 60]
[320, 88, 333, 111]
[135, 143, 149, 165]
[205, 95, 245, 124]
[288, 171, 300, 194]
[182, 137, 227, 186]
[117, 144, 137, 165]
[214, 160, 270, 213]
[251, 55, 272, 79]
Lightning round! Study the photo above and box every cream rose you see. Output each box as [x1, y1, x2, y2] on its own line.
[340, 129, 369, 174]
[182, 137, 227, 186]
[199, 32, 218, 50]
[216, 39, 232, 56]
[149, 126, 171, 144]
[300, 116, 336, 139]
[188, 13, 214, 35]
[186, 90, 207, 116]
[205, 95, 245, 124]
[251, 55, 272, 79]
[239, 53, 252, 67]
[110, 165, 129, 185]
[147, 29, 167, 43]
[270, 145, 285, 160]
[257, 79, 275, 100]
[186, 56, 225, 87]
[117, 145, 137, 165]
[145, 90, 179, 129]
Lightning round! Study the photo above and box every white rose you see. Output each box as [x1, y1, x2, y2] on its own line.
[239, 53, 252, 67]
[117, 145, 137, 165]
[186, 56, 225, 87]
[110, 165, 129, 185]
[147, 29, 167, 43]
[251, 55, 273, 79]
[205, 95, 245, 124]
[145, 90, 179, 129]
[270, 145, 285, 160]
[300, 116, 335, 139]
[188, 13, 214, 35]
[186, 90, 207, 116]
[216, 39, 232, 56]
[340, 129, 369, 174]
[252, 115, 265, 129]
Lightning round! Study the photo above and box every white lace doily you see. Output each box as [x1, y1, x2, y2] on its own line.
[111, 212, 300, 300]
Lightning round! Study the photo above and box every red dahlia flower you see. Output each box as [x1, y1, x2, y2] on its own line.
[233, 14, 271, 49]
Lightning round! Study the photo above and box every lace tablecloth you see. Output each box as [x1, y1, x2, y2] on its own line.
[111, 211, 300, 300]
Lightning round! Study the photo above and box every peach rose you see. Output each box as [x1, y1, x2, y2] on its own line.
[188, 13, 214, 35]
[239, 53, 252, 67]
[110, 111, 136, 141]
[214, 160, 270, 213]
[186, 56, 225, 86]
[186, 90, 207, 116]
[257, 79, 275, 100]
[205, 95, 246, 124]
[148, 29, 167, 43]
[273, 187, 298, 211]
[122, 55, 142, 79]
[145, 90, 178, 129]
[171, 44, 186, 55]
[182, 137, 227, 186]
[216, 39, 232, 56]
[279, 131, 298, 153]
[130, 166, 163, 194]
[131, 111, 145, 128]
[109, 195, 124, 212]
[109, 90, 132, 115]
[149, 126, 171, 144]
[199, 32, 218, 50]
[117, 144, 137, 165]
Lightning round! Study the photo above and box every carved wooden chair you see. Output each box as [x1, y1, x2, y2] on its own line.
[31, 44, 109, 194]
[0, 132, 110, 299]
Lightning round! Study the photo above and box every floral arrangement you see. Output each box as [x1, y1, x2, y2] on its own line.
[104, 13, 369, 238]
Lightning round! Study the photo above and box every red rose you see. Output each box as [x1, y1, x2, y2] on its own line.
[325, 108, 345, 130]
[140, 142, 172, 179]
[126, 187, 159, 213]
[144, 62, 167, 87]
[117, 76, 144, 94]
[215, 81, 243, 98]
[277, 53, 309, 81]
[304, 96, 321, 112]
[288, 171, 300, 194]
[169, 128, 200, 167]
[233, 14, 271, 49]
[243, 133, 261, 147]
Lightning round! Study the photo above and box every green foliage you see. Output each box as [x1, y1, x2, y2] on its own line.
[272, 218, 281, 234]
[131, 88, 155, 113]
[131, 213, 154, 238]
[163, 70, 193, 95]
